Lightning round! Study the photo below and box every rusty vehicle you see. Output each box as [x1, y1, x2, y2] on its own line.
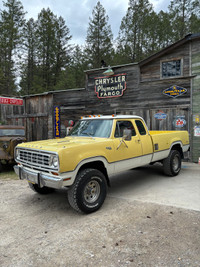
[0, 125, 25, 171]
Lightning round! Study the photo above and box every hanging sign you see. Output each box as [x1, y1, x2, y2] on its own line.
[173, 116, 186, 128]
[54, 106, 61, 138]
[154, 110, 167, 120]
[0, 96, 23, 106]
[95, 74, 127, 98]
[194, 126, 200, 137]
[193, 115, 200, 124]
[163, 85, 187, 98]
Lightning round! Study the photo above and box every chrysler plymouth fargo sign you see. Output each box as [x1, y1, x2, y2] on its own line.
[95, 74, 126, 98]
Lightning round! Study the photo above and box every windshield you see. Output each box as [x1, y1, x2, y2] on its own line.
[69, 119, 113, 138]
[0, 129, 25, 137]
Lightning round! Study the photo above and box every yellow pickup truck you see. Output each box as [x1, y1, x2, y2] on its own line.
[14, 115, 189, 213]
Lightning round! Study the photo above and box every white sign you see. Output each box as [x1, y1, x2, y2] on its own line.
[194, 126, 200, 137]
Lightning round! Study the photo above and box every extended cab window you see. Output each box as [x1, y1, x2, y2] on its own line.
[135, 120, 147, 135]
[114, 121, 136, 138]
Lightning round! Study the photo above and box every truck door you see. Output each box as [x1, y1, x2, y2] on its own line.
[134, 119, 153, 164]
[113, 120, 143, 173]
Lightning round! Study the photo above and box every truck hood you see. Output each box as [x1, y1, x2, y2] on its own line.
[17, 136, 109, 152]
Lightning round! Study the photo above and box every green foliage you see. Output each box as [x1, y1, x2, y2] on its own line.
[85, 1, 114, 68]
[116, 0, 156, 63]
[0, 0, 26, 95]
[168, 0, 193, 41]
[0, 0, 199, 95]
[20, 8, 72, 94]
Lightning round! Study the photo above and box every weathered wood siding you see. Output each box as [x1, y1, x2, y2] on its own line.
[25, 95, 53, 141]
[0, 104, 24, 126]
[86, 57, 191, 132]
[53, 88, 87, 136]
[140, 43, 190, 82]
[1, 35, 200, 162]
[191, 39, 200, 162]
[86, 64, 139, 114]
[1, 94, 53, 141]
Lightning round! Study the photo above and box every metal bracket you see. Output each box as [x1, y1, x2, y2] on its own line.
[117, 139, 128, 150]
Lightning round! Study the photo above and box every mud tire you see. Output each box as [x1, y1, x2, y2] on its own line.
[67, 168, 107, 214]
[163, 150, 182, 177]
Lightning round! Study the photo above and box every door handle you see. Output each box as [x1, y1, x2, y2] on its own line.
[136, 139, 141, 144]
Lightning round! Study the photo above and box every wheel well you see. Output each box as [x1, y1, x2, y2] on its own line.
[78, 161, 110, 187]
[171, 144, 184, 159]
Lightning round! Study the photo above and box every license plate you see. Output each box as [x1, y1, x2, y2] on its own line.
[21, 169, 35, 184]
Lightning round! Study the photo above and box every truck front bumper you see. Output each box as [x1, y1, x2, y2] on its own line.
[14, 165, 64, 189]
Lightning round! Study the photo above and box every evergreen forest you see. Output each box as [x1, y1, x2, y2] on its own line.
[0, 0, 200, 96]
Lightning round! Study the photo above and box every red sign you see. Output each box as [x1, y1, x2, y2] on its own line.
[0, 96, 23, 106]
[173, 116, 186, 128]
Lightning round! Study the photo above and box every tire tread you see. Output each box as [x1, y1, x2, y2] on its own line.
[67, 168, 107, 213]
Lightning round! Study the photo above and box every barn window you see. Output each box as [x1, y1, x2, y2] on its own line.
[161, 59, 182, 78]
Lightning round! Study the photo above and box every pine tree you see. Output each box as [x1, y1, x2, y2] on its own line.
[85, 1, 114, 68]
[53, 16, 72, 89]
[117, 0, 155, 63]
[188, 0, 200, 33]
[156, 11, 173, 49]
[168, 0, 195, 41]
[34, 8, 72, 92]
[0, 0, 26, 95]
[20, 18, 38, 95]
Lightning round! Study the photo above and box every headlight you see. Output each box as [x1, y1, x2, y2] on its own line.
[3, 142, 9, 150]
[51, 155, 59, 168]
[15, 148, 20, 159]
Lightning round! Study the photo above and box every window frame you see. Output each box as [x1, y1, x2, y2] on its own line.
[160, 58, 183, 79]
[135, 120, 147, 136]
[114, 120, 136, 139]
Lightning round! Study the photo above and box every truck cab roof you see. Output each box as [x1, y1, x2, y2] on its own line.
[81, 115, 143, 120]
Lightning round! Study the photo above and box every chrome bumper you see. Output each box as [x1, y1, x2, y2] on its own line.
[14, 165, 63, 189]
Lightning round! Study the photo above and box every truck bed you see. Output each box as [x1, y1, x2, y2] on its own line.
[149, 130, 189, 162]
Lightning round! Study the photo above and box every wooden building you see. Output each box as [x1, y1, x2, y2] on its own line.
[1, 33, 200, 162]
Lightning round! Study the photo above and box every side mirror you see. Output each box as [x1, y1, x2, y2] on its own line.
[123, 129, 132, 141]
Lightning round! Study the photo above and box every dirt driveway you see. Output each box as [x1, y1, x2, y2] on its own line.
[0, 163, 200, 267]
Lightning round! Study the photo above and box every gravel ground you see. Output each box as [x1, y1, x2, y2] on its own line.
[0, 176, 200, 267]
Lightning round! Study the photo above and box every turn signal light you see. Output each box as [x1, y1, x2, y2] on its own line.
[51, 172, 58, 176]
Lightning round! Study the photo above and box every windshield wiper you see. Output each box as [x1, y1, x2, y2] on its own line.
[82, 132, 95, 139]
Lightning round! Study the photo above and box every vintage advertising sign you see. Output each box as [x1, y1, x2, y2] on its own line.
[194, 126, 200, 137]
[173, 116, 186, 128]
[193, 115, 200, 124]
[163, 85, 187, 98]
[95, 74, 126, 98]
[154, 110, 167, 120]
[0, 96, 23, 106]
[54, 106, 61, 138]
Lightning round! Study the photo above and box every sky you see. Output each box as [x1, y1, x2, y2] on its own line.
[0, 0, 171, 45]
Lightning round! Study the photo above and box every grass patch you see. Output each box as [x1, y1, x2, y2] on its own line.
[0, 165, 18, 180]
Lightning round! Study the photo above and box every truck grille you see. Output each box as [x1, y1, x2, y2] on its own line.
[18, 149, 51, 168]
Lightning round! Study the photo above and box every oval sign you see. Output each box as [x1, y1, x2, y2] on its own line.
[154, 111, 167, 120]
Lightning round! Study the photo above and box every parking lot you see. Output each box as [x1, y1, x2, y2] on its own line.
[0, 162, 200, 267]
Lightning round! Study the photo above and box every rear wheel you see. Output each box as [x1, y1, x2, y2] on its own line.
[28, 182, 55, 194]
[67, 168, 107, 214]
[163, 150, 182, 176]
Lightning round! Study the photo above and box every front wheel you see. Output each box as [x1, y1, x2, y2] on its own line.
[67, 168, 107, 214]
[163, 150, 182, 177]
[28, 182, 55, 194]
